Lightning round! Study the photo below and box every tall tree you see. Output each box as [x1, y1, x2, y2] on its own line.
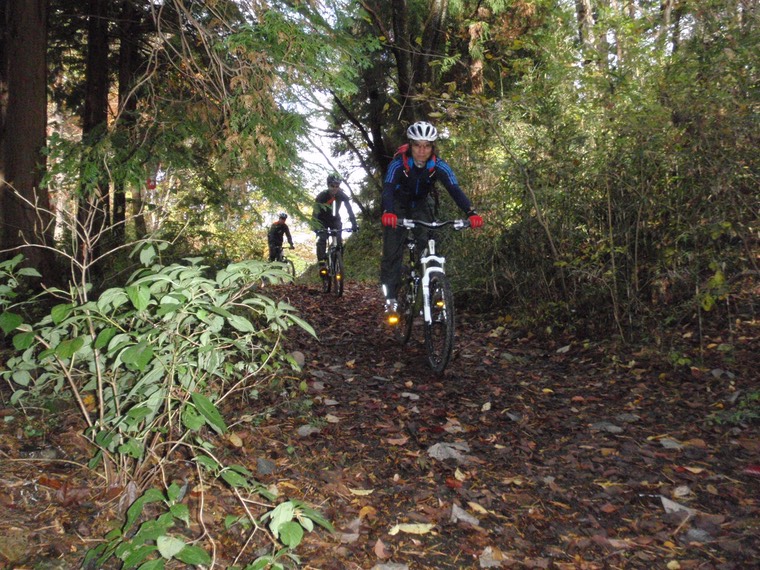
[77, 0, 111, 273]
[0, 0, 57, 282]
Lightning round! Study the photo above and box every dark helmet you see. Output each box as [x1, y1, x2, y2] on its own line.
[407, 121, 438, 142]
[327, 173, 342, 186]
[278, 212, 287, 219]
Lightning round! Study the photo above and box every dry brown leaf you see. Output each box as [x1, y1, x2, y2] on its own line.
[374, 538, 390, 559]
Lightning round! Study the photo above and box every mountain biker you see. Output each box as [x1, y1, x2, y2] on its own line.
[380, 120, 483, 320]
[268, 212, 294, 262]
[312, 173, 358, 269]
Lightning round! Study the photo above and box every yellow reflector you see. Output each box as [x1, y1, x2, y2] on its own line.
[387, 314, 399, 325]
[336, 274, 342, 280]
[435, 300, 445, 308]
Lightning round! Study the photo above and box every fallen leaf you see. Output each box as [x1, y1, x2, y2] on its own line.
[388, 523, 435, 535]
[450, 503, 479, 526]
[227, 433, 244, 448]
[385, 436, 409, 446]
[468, 501, 488, 514]
[349, 488, 374, 496]
[359, 506, 377, 519]
[660, 496, 696, 517]
[445, 477, 463, 489]
[325, 414, 340, 423]
[374, 538, 390, 559]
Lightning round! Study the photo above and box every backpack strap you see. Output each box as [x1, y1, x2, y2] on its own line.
[397, 144, 437, 179]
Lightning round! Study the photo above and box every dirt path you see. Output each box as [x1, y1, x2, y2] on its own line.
[264, 281, 759, 569]
[0, 279, 757, 569]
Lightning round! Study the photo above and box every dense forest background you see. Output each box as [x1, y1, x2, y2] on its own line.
[0, 0, 757, 568]
[2, 0, 756, 338]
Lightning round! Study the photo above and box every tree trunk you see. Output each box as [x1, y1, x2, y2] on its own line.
[113, 0, 142, 246]
[78, 0, 110, 273]
[575, 0, 596, 57]
[1, 0, 58, 283]
[390, 0, 416, 125]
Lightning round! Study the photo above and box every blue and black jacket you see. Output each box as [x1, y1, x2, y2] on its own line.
[382, 153, 472, 215]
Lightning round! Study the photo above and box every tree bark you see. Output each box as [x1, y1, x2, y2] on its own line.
[78, 0, 111, 271]
[1, 0, 58, 282]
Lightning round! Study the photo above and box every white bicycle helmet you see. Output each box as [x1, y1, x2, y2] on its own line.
[278, 212, 287, 219]
[406, 121, 438, 142]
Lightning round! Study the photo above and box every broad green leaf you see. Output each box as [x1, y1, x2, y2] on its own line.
[135, 557, 165, 569]
[51, 303, 74, 325]
[127, 406, 152, 422]
[278, 521, 304, 547]
[194, 455, 219, 472]
[118, 438, 144, 459]
[127, 285, 151, 311]
[55, 336, 85, 359]
[174, 544, 212, 565]
[0, 311, 23, 333]
[157, 535, 186, 559]
[221, 469, 249, 489]
[268, 502, 295, 539]
[17, 267, 41, 278]
[169, 503, 190, 526]
[12, 331, 35, 350]
[181, 406, 205, 431]
[227, 314, 255, 332]
[140, 244, 157, 266]
[190, 392, 227, 434]
[124, 488, 165, 533]
[120, 544, 157, 567]
[292, 501, 334, 532]
[11, 369, 32, 387]
[95, 327, 118, 350]
[122, 341, 154, 371]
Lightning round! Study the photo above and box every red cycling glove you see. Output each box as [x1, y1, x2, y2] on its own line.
[468, 213, 484, 228]
[382, 212, 398, 228]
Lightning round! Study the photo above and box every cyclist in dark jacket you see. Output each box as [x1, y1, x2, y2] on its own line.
[380, 121, 483, 320]
[312, 173, 358, 265]
[268, 213, 294, 262]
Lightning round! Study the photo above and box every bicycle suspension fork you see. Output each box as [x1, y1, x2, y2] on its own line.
[419, 238, 446, 324]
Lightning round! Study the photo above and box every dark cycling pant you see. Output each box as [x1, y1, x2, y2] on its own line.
[316, 224, 342, 262]
[268, 244, 282, 262]
[380, 198, 435, 299]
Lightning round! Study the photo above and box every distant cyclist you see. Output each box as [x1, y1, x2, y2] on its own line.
[268, 212, 294, 262]
[312, 173, 358, 269]
[380, 120, 483, 319]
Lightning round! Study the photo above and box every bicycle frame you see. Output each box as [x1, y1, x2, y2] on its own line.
[317, 227, 353, 296]
[398, 219, 469, 325]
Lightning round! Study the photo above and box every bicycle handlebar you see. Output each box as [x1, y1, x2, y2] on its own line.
[397, 218, 471, 230]
[316, 227, 356, 236]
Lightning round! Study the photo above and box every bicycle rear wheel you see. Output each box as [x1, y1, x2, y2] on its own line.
[394, 266, 415, 345]
[331, 250, 344, 297]
[424, 274, 455, 373]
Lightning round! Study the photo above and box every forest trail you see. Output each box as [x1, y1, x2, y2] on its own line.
[263, 280, 759, 569]
[0, 279, 757, 569]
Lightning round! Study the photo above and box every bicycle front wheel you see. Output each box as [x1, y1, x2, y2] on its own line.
[284, 259, 295, 278]
[331, 250, 344, 297]
[394, 266, 415, 345]
[321, 260, 331, 293]
[424, 274, 455, 373]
